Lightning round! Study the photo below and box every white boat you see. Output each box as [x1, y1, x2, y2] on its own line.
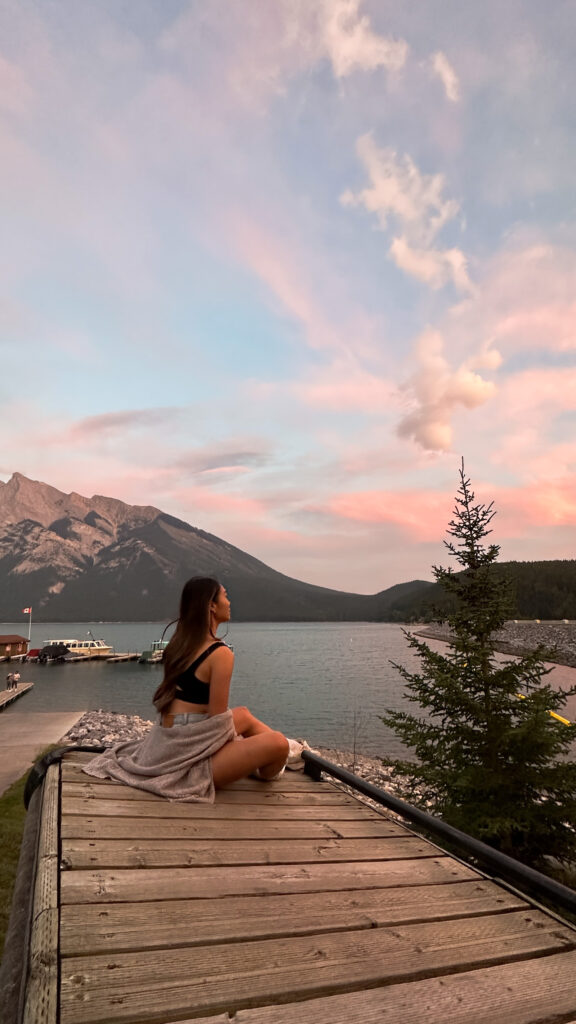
[42, 637, 114, 659]
[138, 640, 168, 664]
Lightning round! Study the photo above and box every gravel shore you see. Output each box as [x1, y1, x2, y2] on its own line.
[416, 619, 576, 668]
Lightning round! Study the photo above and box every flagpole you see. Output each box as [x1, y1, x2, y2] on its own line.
[23, 607, 32, 642]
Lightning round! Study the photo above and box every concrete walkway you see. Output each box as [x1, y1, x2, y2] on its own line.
[0, 710, 84, 796]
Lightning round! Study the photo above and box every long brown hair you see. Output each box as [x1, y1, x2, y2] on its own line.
[153, 576, 222, 715]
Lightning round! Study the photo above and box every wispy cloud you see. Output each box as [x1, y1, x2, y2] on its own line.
[69, 409, 178, 439]
[342, 134, 459, 243]
[430, 51, 460, 102]
[342, 133, 471, 291]
[322, 0, 408, 78]
[390, 237, 470, 291]
[173, 441, 271, 476]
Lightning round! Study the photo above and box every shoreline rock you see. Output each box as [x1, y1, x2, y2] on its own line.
[415, 619, 576, 668]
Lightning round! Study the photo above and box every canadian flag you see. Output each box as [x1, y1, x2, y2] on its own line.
[22, 607, 32, 614]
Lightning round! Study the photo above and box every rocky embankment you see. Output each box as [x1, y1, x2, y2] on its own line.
[416, 620, 576, 668]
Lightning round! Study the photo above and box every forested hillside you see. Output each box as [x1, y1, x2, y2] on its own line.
[383, 560, 576, 621]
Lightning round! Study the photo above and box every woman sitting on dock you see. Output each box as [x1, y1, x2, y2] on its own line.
[83, 577, 291, 801]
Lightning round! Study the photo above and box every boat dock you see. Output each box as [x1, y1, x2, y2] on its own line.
[106, 653, 141, 663]
[61, 653, 114, 662]
[4, 748, 576, 1023]
[0, 682, 33, 712]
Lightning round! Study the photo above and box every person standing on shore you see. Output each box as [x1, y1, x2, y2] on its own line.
[83, 577, 295, 800]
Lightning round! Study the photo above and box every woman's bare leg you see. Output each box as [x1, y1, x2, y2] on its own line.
[231, 705, 276, 738]
[211, 731, 289, 788]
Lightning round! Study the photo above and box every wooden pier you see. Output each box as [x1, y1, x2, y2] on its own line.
[0, 682, 33, 712]
[7, 748, 576, 1024]
[106, 653, 141, 663]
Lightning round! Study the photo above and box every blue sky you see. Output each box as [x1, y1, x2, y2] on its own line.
[1, 0, 575, 593]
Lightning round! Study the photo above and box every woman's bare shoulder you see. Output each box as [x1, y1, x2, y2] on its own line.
[212, 643, 234, 661]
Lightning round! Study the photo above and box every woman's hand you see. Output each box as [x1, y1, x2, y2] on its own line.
[207, 646, 235, 715]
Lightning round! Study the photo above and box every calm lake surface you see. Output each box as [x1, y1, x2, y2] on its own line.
[3, 621, 576, 759]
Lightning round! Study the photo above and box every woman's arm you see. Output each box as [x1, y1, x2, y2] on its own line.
[207, 646, 235, 715]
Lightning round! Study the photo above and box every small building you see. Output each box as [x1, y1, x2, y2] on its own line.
[0, 634, 29, 659]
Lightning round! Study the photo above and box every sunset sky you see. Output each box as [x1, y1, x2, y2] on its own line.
[1, 0, 575, 594]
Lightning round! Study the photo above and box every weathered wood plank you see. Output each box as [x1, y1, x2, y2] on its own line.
[61, 763, 325, 791]
[163, 948, 576, 1024]
[63, 750, 117, 762]
[61, 781, 356, 805]
[60, 856, 478, 904]
[23, 763, 60, 1024]
[61, 815, 402, 840]
[59, 910, 576, 1024]
[60, 879, 526, 955]
[60, 835, 436, 869]
[61, 796, 380, 819]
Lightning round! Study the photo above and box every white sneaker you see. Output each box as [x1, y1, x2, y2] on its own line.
[253, 765, 286, 781]
[285, 738, 313, 771]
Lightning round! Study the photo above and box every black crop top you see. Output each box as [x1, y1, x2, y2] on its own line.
[174, 642, 226, 705]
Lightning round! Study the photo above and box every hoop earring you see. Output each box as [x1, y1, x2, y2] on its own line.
[160, 619, 178, 643]
[209, 622, 229, 641]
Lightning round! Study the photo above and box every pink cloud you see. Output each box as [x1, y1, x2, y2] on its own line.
[325, 488, 453, 541]
[397, 238, 576, 453]
[446, 240, 576, 361]
[298, 369, 396, 411]
[397, 329, 496, 452]
[493, 303, 576, 352]
[494, 480, 576, 533]
[169, 486, 267, 522]
[497, 367, 576, 419]
[324, 473, 576, 545]
[475, 367, 576, 483]
[249, 359, 398, 413]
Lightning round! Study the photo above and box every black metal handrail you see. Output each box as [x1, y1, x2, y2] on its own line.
[302, 749, 576, 918]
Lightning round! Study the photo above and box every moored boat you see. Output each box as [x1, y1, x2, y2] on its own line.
[41, 637, 114, 660]
[138, 639, 168, 664]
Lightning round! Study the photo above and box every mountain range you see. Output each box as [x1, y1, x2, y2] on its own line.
[0, 473, 430, 622]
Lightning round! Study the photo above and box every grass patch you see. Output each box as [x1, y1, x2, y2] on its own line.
[0, 744, 59, 958]
[0, 770, 29, 958]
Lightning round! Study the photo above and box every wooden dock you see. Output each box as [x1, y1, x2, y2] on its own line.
[106, 653, 141, 662]
[0, 681, 33, 712]
[10, 749, 576, 1024]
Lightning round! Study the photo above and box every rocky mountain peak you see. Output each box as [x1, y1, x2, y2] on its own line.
[0, 473, 160, 531]
[0, 472, 409, 621]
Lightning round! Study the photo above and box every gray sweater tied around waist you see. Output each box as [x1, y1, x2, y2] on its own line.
[82, 709, 236, 803]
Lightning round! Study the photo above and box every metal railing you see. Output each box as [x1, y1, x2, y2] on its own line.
[302, 749, 576, 918]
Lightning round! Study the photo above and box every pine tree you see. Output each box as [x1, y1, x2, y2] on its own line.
[382, 460, 576, 868]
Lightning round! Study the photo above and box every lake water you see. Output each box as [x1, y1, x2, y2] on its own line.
[3, 621, 576, 759]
